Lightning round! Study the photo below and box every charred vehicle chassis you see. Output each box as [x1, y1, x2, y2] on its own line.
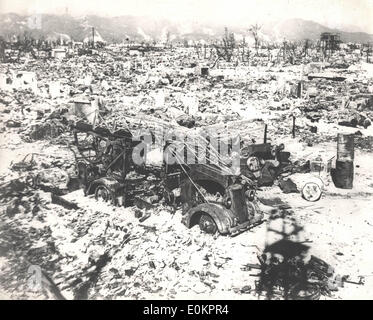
[70, 121, 293, 236]
[178, 164, 263, 236]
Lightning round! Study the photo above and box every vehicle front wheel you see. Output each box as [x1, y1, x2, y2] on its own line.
[199, 214, 218, 234]
[95, 184, 115, 204]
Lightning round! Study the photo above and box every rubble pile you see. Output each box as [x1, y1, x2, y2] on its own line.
[1, 40, 373, 300]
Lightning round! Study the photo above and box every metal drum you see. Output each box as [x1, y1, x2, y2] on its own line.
[337, 134, 354, 162]
[331, 160, 354, 189]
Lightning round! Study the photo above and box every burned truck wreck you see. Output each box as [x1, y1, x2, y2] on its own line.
[69, 120, 273, 236]
[179, 165, 263, 235]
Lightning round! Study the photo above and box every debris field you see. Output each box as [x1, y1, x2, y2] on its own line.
[1, 40, 373, 300]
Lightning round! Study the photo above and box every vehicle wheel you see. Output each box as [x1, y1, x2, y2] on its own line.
[199, 214, 218, 234]
[302, 182, 322, 202]
[95, 185, 114, 204]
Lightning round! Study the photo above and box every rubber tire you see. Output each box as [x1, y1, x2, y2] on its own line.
[302, 182, 322, 202]
[199, 214, 218, 234]
[95, 184, 115, 204]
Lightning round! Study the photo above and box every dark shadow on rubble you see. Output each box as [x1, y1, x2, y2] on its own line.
[253, 207, 329, 300]
[73, 252, 111, 300]
[258, 197, 288, 207]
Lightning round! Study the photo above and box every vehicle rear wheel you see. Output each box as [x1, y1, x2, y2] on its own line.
[199, 214, 218, 234]
[302, 182, 322, 202]
[95, 185, 114, 204]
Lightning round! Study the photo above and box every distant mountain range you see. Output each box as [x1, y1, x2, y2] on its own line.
[1, 13, 373, 44]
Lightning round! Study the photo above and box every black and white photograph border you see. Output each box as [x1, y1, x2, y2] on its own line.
[0, 0, 373, 302]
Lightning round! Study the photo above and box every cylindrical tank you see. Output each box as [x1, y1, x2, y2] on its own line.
[331, 160, 354, 189]
[337, 134, 354, 162]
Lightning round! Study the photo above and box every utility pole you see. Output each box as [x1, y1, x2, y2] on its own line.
[367, 43, 372, 63]
[292, 115, 296, 138]
[304, 39, 309, 57]
[242, 37, 246, 62]
[92, 27, 95, 48]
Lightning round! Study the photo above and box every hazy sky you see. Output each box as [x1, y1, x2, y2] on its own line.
[1, 0, 373, 33]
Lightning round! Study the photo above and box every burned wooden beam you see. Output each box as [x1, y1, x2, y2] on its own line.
[51, 193, 79, 210]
